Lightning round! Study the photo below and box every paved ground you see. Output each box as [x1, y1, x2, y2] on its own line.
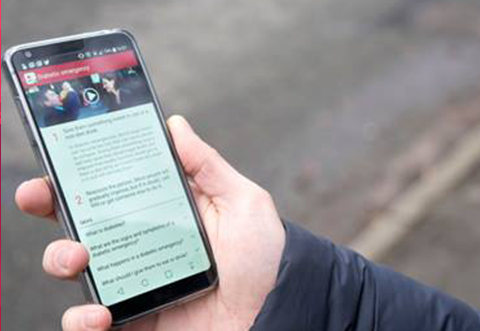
[2, 0, 480, 330]
[383, 167, 480, 308]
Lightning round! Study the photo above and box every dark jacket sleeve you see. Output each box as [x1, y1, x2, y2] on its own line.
[250, 221, 480, 331]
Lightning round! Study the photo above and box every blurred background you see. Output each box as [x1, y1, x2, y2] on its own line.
[2, 0, 480, 329]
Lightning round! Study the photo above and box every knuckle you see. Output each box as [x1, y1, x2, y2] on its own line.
[206, 146, 221, 165]
[195, 146, 220, 178]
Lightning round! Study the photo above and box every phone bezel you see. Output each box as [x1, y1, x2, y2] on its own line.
[2, 29, 218, 327]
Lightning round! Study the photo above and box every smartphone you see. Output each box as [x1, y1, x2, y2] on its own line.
[2, 29, 218, 327]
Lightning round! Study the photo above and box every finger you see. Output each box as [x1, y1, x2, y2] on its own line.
[62, 305, 111, 331]
[16, 178, 56, 219]
[43, 240, 89, 280]
[167, 115, 245, 198]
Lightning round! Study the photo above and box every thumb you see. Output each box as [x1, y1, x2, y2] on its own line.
[167, 115, 244, 198]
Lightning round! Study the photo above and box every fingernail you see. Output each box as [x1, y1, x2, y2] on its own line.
[56, 248, 71, 270]
[84, 310, 102, 329]
[18, 180, 32, 190]
[175, 115, 190, 129]
[181, 116, 192, 129]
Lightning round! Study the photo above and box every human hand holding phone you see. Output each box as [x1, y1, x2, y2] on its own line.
[16, 115, 286, 331]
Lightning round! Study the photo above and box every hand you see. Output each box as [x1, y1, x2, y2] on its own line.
[16, 116, 286, 331]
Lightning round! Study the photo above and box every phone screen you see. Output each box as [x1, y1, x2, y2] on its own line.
[14, 36, 212, 306]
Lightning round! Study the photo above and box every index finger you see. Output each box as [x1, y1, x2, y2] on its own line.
[16, 177, 56, 220]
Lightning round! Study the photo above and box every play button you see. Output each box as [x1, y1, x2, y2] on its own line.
[83, 88, 100, 105]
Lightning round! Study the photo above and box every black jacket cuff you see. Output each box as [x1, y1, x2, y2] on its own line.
[250, 221, 480, 331]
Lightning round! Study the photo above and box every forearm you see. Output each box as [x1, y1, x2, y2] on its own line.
[251, 221, 480, 331]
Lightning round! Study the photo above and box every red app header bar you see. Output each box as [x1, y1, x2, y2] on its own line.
[19, 51, 139, 88]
